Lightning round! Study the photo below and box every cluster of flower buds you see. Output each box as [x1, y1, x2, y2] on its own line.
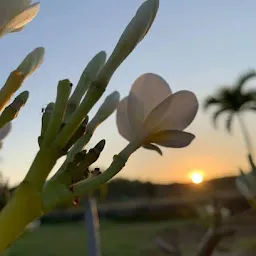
[0, 47, 44, 149]
[64, 140, 106, 187]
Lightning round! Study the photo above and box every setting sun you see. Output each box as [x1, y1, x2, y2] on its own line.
[189, 171, 204, 184]
[191, 173, 203, 184]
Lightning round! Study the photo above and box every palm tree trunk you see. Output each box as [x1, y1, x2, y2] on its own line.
[237, 114, 256, 170]
[237, 114, 253, 155]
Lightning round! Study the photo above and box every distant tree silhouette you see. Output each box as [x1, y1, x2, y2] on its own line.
[145, 182, 156, 199]
[204, 70, 256, 162]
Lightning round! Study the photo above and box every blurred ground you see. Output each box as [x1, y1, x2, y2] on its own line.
[5, 212, 256, 256]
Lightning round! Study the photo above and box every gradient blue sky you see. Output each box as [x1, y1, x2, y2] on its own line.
[1, 0, 256, 186]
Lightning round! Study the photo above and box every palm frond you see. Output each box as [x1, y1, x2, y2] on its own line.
[243, 90, 256, 100]
[235, 70, 256, 92]
[203, 97, 221, 110]
[212, 107, 230, 128]
[248, 106, 256, 112]
[226, 113, 234, 134]
[216, 86, 231, 96]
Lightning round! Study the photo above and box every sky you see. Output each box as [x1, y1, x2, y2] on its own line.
[1, 0, 256, 186]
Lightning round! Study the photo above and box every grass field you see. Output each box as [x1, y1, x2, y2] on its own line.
[5, 218, 256, 256]
[5, 220, 190, 256]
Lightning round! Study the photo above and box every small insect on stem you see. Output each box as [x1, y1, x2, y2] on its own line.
[41, 103, 49, 114]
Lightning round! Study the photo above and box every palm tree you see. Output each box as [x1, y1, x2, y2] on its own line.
[204, 70, 256, 159]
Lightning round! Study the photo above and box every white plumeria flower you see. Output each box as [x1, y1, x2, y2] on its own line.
[116, 73, 198, 155]
[17, 47, 45, 77]
[0, 0, 40, 37]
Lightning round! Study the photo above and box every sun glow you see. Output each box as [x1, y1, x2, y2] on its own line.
[189, 171, 204, 184]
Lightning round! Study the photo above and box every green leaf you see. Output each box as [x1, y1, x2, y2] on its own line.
[212, 107, 230, 128]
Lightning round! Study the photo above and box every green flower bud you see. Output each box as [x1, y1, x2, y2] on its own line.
[68, 51, 107, 107]
[0, 71, 25, 112]
[0, 91, 29, 129]
[0, 47, 44, 112]
[97, 0, 159, 84]
[41, 80, 72, 149]
[38, 102, 54, 147]
[88, 91, 120, 131]
[69, 140, 105, 184]
[62, 118, 88, 153]
[91, 168, 101, 177]
[17, 47, 45, 77]
[73, 150, 87, 164]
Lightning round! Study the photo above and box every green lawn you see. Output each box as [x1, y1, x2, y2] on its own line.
[5, 220, 190, 256]
[5, 219, 256, 256]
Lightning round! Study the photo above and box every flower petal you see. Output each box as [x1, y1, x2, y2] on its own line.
[116, 97, 133, 141]
[127, 92, 145, 135]
[0, 122, 12, 141]
[0, 0, 32, 29]
[17, 47, 45, 77]
[144, 90, 198, 132]
[149, 130, 195, 148]
[161, 90, 198, 131]
[143, 143, 162, 155]
[2, 2, 40, 35]
[129, 73, 172, 123]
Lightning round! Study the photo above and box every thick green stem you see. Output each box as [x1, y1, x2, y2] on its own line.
[42, 180, 73, 213]
[73, 141, 140, 197]
[0, 181, 42, 253]
[43, 141, 140, 210]
[24, 148, 59, 190]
